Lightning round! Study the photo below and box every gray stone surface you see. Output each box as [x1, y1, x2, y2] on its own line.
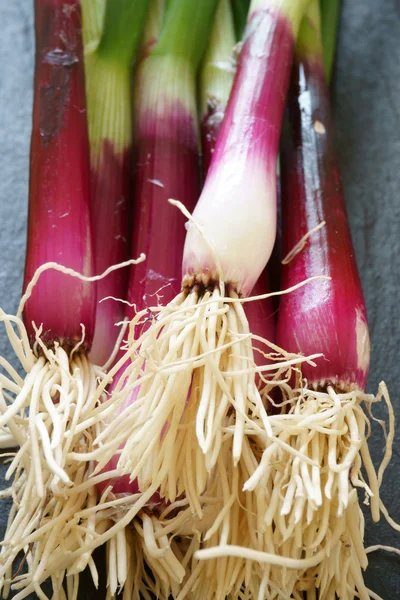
[0, 0, 399, 598]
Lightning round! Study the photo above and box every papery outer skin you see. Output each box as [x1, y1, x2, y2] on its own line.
[24, 0, 95, 350]
[276, 55, 370, 390]
[183, 8, 295, 297]
[198, 7, 276, 358]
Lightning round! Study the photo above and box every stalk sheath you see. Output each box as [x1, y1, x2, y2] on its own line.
[199, 0, 276, 369]
[124, 0, 218, 319]
[84, 0, 148, 364]
[320, 0, 341, 83]
[184, 0, 310, 296]
[24, 0, 95, 350]
[277, 1, 369, 390]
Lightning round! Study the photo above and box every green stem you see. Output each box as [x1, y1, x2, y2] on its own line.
[230, 0, 250, 39]
[81, 0, 106, 52]
[82, 0, 149, 149]
[320, 0, 341, 83]
[249, 0, 312, 36]
[153, 0, 219, 70]
[140, 0, 166, 54]
[296, 0, 323, 60]
[96, 0, 149, 66]
[201, 0, 236, 117]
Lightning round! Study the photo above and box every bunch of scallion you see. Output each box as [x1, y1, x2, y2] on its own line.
[0, 0, 397, 599]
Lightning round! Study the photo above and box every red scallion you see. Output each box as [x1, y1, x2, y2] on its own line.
[199, 0, 277, 391]
[83, 0, 148, 366]
[0, 1, 105, 595]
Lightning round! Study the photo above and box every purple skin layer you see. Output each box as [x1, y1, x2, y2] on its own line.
[183, 7, 295, 292]
[277, 55, 369, 391]
[205, 8, 294, 184]
[245, 273, 278, 413]
[23, 0, 95, 351]
[89, 141, 131, 366]
[127, 103, 199, 316]
[200, 93, 276, 370]
[97, 95, 200, 497]
[245, 272, 276, 370]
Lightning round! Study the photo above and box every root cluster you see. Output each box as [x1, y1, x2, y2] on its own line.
[0, 296, 395, 599]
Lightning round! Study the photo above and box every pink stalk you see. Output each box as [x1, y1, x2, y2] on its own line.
[0, 4, 100, 594]
[97, 94, 199, 493]
[183, 0, 310, 295]
[88, 143, 131, 364]
[199, 0, 276, 370]
[245, 274, 276, 368]
[24, 0, 95, 351]
[126, 88, 199, 313]
[276, 6, 370, 390]
[83, 0, 149, 365]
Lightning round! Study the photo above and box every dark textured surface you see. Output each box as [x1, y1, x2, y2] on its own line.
[1, 1, 399, 598]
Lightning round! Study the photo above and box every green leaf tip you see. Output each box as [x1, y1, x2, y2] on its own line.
[152, 0, 219, 70]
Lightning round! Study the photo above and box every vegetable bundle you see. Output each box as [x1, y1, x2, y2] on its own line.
[0, 0, 398, 599]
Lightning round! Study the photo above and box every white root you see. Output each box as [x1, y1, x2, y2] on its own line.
[0, 311, 105, 598]
[0, 282, 397, 599]
[0, 428, 17, 449]
[0, 313, 103, 483]
[76, 287, 323, 519]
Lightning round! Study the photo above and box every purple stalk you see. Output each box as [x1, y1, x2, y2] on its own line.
[276, 32, 370, 390]
[199, 0, 276, 376]
[127, 91, 199, 315]
[23, 0, 95, 351]
[183, 2, 305, 296]
[89, 143, 131, 364]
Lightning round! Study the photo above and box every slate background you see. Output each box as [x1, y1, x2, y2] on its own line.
[0, 1, 399, 598]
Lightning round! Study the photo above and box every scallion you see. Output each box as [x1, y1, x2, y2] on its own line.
[83, 0, 148, 366]
[0, 1, 146, 596]
[199, 0, 277, 393]
[0, 1, 100, 594]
